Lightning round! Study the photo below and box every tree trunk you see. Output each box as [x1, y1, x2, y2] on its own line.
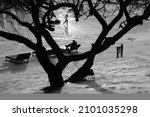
[35, 45, 64, 88]
[67, 53, 95, 83]
[47, 69, 64, 88]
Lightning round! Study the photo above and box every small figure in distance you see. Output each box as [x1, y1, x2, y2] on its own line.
[65, 40, 81, 53]
[71, 40, 77, 46]
[66, 40, 77, 49]
[116, 44, 123, 58]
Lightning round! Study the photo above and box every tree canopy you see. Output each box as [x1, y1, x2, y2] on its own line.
[0, 0, 150, 88]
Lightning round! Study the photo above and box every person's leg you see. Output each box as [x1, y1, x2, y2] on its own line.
[116, 47, 119, 58]
[121, 44, 123, 58]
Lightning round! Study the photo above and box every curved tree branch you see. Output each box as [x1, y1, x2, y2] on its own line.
[87, 0, 107, 29]
[105, 4, 150, 46]
[67, 1, 150, 63]
[1, 11, 43, 45]
[0, 30, 36, 50]
[108, 0, 124, 30]
[38, 28, 65, 60]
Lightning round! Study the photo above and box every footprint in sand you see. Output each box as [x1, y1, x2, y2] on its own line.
[85, 86, 89, 89]
[130, 87, 136, 89]
[119, 87, 126, 90]
[127, 38, 136, 42]
[145, 73, 150, 77]
[131, 87, 142, 89]
[137, 91, 149, 94]
[144, 91, 149, 93]
[108, 86, 116, 90]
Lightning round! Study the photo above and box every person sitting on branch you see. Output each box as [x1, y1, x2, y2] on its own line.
[65, 40, 81, 53]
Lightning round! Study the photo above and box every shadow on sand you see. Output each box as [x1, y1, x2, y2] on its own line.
[41, 77, 116, 94]
[42, 86, 62, 94]
[76, 79, 116, 94]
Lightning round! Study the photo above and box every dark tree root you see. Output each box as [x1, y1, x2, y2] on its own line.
[49, 76, 64, 88]
[43, 80, 64, 92]
[64, 69, 94, 83]
[42, 86, 63, 94]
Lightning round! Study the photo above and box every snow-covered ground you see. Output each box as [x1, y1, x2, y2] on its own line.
[0, 18, 150, 94]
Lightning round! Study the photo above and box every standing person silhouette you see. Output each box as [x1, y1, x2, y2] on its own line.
[63, 14, 68, 35]
[72, 40, 77, 46]
[120, 44, 123, 57]
[116, 44, 124, 58]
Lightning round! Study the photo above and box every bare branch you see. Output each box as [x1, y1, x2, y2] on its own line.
[0, 30, 36, 50]
[87, 0, 107, 28]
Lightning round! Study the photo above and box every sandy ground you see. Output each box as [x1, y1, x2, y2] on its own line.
[0, 18, 150, 94]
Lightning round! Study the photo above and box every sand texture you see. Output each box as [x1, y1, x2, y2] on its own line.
[0, 18, 150, 94]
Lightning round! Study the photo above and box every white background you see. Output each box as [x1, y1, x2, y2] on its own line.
[0, 100, 149, 117]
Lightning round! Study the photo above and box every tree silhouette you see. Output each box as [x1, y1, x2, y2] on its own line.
[0, 0, 150, 89]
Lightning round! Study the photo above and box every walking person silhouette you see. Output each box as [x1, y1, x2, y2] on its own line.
[63, 14, 68, 35]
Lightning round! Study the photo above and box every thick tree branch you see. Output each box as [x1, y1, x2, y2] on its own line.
[0, 30, 36, 50]
[67, 2, 150, 62]
[87, 0, 107, 29]
[105, 5, 150, 46]
[38, 28, 65, 60]
[108, 2, 124, 31]
[1, 11, 43, 45]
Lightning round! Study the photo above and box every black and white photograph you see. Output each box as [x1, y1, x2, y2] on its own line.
[0, 0, 150, 95]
